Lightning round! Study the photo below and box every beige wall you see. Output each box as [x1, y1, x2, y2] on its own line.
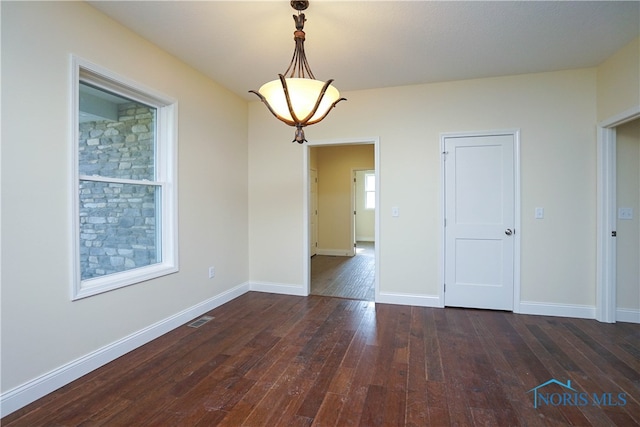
[313, 145, 374, 253]
[249, 68, 598, 304]
[616, 119, 640, 310]
[3, 1, 638, 413]
[597, 37, 640, 121]
[1, 2, 248, 393]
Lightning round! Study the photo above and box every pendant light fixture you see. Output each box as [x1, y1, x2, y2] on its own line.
[250, 0, 346, 144]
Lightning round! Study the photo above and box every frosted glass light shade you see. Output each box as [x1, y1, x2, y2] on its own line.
[258, 77, 341, 124]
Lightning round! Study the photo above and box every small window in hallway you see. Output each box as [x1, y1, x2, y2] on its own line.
[365, 172, 375, 209]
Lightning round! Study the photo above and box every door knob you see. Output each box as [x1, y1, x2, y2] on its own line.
[505, 228, 513, 236]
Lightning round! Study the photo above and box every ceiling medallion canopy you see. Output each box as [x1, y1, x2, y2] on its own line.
[250, 0, 346, 144]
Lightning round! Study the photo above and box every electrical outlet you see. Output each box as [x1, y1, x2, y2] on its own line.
[535, 207, 544, 219]
[208, 266, 215, 279]
[618, 207, 633, 220]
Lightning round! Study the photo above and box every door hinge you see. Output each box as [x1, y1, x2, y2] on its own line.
[444, 218, 446, 227]
[612, 231, 617, 237]
[444, 283, 446, 292]
[442, 151, 449, 161]
[354, 210, 356, 215]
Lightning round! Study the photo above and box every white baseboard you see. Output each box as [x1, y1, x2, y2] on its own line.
[517, 301, 596, 319]
[316, 248, 353, 256]
[0, 282, 250, 418]
[356, 237, 374, 242]
[250, 281, 308, 296]
[617, 307, 640, 324]
[376, 291, 442, 308]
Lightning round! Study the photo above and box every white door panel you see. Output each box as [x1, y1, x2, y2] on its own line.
[455, 144, 504, 224]
[444, 133, 515, 310]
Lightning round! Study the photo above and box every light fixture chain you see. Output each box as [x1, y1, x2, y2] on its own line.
[283, 12, 315, 79]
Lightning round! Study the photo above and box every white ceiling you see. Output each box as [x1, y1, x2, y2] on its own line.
[88, 1, 639, 100]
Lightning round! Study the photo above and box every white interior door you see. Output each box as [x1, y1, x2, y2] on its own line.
[310, 168, 318, 256]
[444, 133, 516, 310]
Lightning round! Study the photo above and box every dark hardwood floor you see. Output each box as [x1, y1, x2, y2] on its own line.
[3, 292, 639, 426]
[311, 241, 375, 301]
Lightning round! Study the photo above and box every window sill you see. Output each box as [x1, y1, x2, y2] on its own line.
[72, 263, 178, 300]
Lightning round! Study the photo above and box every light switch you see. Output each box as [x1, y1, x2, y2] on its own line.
[391, 207, 399, 217]
[535, 207, 544, 219]
[618, 207, 633, 220]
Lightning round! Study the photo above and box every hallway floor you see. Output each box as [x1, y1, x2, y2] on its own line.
[311, 241, 375, 301]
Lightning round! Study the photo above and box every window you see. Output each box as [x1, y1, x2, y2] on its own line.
[72, 57, 178, 299]
[364, 172, 375, 209]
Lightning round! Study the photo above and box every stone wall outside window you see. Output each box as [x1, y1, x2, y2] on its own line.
[78, 103, 159, 280]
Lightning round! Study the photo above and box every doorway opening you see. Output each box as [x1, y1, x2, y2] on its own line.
[615, 119, 640, 323]
[303, 138, 379, 301]
[597, 106, 640, 323]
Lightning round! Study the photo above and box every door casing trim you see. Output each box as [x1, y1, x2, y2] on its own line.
[596, 105, 640, 323]
[303, 137, 380, 300]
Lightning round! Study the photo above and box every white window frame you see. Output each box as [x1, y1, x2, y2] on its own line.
[364, 172, 375, 210]
[71, 56, 178, 300]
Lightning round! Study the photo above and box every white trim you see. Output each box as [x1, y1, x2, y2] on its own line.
[600, 105, 640, 128]
[616, 308, 640, 324]
[377, 292, 441, 308]
[439, 129, 521, 312]
[518, 301, 596, 320]
[596, 126, 617, 323]
[596, 105, 640, 323]
[77, 57, 175, 107]
[438, 137, 446, 307]
[303, 137, 380, 301]
[249, 281, 308, 296]
[349, 169, 356, 257]
[71, 55, 179, 300]
[0, 282, 250, 417]
[513, 132, 522, 312]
